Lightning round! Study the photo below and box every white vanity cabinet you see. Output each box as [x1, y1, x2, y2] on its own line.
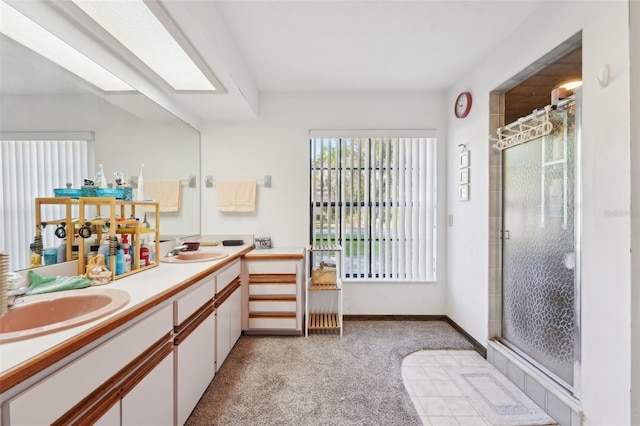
[174, 276, 216, 425]
[214, 260, 242, 371]
[4, 304, 174, 425]
[121, 351, 174, 425]
[242, 248, 305, 335]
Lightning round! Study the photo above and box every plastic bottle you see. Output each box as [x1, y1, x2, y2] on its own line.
[98, 236, 111, 270]
[136, 163, 145, 201]
[57, 239, 67, 263]
[95, 164, 107, 189]
[140, 238, 150, 267]
[123, 247, 132, 273]
[71, 234, 80, 260]
[147, 237, 156, 263]
[71, 245, 79, 261]
[87, 245, 100, 266]
[115, 248, 124, 275]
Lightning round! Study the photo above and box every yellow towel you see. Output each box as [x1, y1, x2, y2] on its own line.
[217, 180, 256, 212]
[144, 180, 182, 212]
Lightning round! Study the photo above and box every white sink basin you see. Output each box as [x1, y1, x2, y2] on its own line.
[0, 288, 130, 343]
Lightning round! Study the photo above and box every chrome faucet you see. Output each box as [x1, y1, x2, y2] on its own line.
[165, 240, 188, 257]
[7, 287, 28, 307]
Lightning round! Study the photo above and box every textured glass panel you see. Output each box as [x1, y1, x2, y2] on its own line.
[502, 103, 576, 388]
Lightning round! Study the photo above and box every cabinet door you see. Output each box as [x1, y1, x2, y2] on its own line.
[229, 286, 242, 346]
[7, 305, 172, 425]
[215, 300, 231, 371]
[121, 351, 174, 426]
[176, 312, 215, 426]
[93, 402, 121, 426]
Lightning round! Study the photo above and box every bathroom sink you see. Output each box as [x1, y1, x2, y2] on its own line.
[161, 249, 229, 263]
[0, 288, 130, 343]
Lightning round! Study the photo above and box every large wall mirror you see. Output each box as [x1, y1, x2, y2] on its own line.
[1, 35, 201, 271]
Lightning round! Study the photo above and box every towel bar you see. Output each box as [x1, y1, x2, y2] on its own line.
[130, 176, 196, 189]
[205, 175, 272, 189]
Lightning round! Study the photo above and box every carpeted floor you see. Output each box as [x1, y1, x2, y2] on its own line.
[186, 320, 474, 425]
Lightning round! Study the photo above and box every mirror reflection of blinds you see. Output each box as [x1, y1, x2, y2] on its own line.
[310, 135, 436, 281]
[0, 139, 91, 271]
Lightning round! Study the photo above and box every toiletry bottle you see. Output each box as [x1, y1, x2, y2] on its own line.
[95, 164, 107, 189]
[115, 248, 124, 275]
[136, 163, 145, 201]
[71, 245, 79, 261]
[98, 236, 111, 270]
[140, 238, 150, 267]
[148, 237, 156, 263]
[87, 245, 99, 266]
[123, 247, 131, 273]
[57, 239, 67, 263]
[71, 234, 80, 260]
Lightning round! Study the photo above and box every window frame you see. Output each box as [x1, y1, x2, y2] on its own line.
[309, 130, 437, 282]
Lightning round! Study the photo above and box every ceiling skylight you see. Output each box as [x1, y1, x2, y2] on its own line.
[73, 0, 218, 92]
[0, 1, 133, 92]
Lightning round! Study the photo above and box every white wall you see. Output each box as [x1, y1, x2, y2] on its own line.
[446, 1, 632, 424]
[201, 92, 448, 315]
[630, 0, 640, 422]
[1, 94, 200, 237]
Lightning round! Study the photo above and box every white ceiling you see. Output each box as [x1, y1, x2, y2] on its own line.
[214, 0, 546, 92]
[1, 0, 548, 127]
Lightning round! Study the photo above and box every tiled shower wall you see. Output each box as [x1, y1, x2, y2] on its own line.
[488, 92, 503, 338]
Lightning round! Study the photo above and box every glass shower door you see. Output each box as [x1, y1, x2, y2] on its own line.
[501, 102, 577, 390]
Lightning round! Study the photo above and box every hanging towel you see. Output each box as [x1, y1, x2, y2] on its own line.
[217, 180, 256, 212]
[144, 180, 182, 212]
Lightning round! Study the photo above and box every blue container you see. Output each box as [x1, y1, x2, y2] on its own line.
[82, 186, 98, 197]
[53, 188, 82, 198]
[121, 186, 133, 201]
[96, 188, 124, 199]
[44, 248, 58, 265]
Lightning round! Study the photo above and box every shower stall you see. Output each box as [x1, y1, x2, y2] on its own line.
[497, 94, 580, 393]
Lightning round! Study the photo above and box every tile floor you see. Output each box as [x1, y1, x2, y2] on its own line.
[402, 349, 533, 426]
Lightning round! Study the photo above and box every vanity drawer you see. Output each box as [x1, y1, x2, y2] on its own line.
[249, 297, 296, 313]
[246, 260, 297, 274]
[248, 314, 296, 329]
[249, 283, 296, 296]
[248, 273, 296, 296]
[216, 260, 241, 294]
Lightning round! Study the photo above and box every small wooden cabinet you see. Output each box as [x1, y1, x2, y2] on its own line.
[34, 196, 160, 281]
[78, 197, 160, 280]
[305, 245, 343, 337]
[242, 248, 305, 335]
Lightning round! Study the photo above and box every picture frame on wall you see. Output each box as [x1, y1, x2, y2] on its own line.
[459, 168, 470, 185]
[459, 150, 470, 168]
[459, 185, 470, 202]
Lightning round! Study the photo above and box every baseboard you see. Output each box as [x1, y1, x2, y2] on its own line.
[342, 314, 486, 359]
[443, 317, 487, 358]
[344, 314, 447, 321]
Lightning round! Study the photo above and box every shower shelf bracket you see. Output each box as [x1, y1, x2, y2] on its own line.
[491, 105, 553, 151]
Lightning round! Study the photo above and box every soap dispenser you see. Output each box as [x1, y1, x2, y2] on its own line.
[115, 248, 125, 276]
[94, 164, 107, 189]
[136, 163, 145, 201]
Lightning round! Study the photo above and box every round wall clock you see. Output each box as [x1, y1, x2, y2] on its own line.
[454, 92, 472, 118]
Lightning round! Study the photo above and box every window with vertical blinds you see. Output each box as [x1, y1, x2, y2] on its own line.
[0, 136, 93, 271]
[310, 132, 436, 281]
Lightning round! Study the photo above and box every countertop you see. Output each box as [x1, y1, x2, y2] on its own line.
[242, 247, 305, 260]
[0, 244, 253, 395]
